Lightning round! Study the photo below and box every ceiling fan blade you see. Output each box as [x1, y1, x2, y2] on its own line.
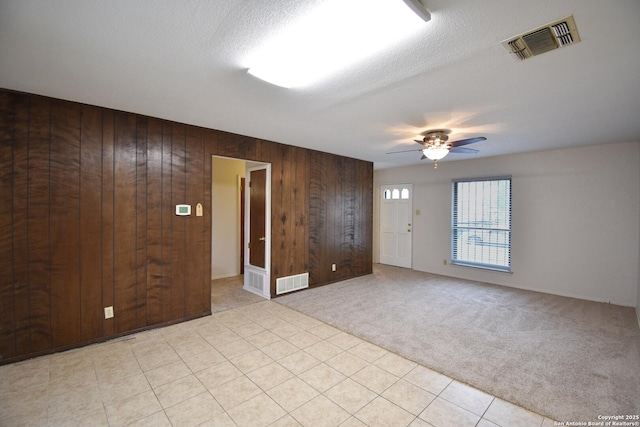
[449, 147, 479, 154]
[414, 139, 427, 146]
[386, 148, 423, 154]
[450, 136, 486, 147]
[420, 154, 427, 160]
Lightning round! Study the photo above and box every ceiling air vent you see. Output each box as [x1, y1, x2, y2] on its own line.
[502, 15, 580, 61]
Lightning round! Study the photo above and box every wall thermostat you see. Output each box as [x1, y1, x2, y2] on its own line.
[175, 204, 191, 216]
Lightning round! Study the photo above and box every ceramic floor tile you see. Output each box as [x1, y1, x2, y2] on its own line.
[230, 349, 274, 373]
[341, 416, 369, 427]
[439, 380, 494, 416]
[144, 359, 191, 388]
[105, 389, 163, 426]
[196, 361, 244, 390]
[325, 378, 377, 414]
[403, 365, 452, 395]
[419, 397, 480, 427]
[270, 322, 304, 339]
[198, 412, 239, 427]
[261, 339, 302, 360]
[355, 396, 416, 427]
[269, 414, 303, 426]
[181, 346, 227, 373]
[98, 372, 150, 405]
[351, 364, 399, 394]
[326, 331, 363, 350]
[477, 418, 501, 427]
[49, 406, 110, 427]
[298, 362, 346, 393]
[278, 350, 321, 375]
[215, 337, 257, 359]
[231, 321, 266, 338]
[303, 340, 343, 362]
[209, 375, 263, 411]
[246, 362, 294, 391]
[227, 393, 287, 427]
[267, 376, 320, 412]
[326, 351, 369, 377]
[154, 374, 207, 408]
[246, 331, 282, 348]
[483, 398, 544, 427]
[373, 352, 418, 377]
[128, 410, 172, 427]
[382, 378, 436, 415]
[290, 395, 351, 427]
[348, 341, 389, 363]
[285, 331, 322, 349]
[164, 391, 224, 427]
[307, 324, 341, 339]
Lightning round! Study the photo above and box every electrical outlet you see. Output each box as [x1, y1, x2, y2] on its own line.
[332, 263, 336, 272]
[443, 259, 448, 265]
[104, 306, 114, 319]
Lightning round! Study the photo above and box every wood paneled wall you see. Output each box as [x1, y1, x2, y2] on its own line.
[0, 89, 373, 364]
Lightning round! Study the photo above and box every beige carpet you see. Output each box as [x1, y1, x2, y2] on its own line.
[276, 264, 640, 421]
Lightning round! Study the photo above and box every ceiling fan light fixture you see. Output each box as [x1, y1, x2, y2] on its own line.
[423, 146, 449, 161]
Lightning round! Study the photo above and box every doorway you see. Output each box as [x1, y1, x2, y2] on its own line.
[211, 157, 271, 305]
[379, 184, 413, 268]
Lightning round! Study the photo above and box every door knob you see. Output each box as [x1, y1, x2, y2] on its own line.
[259, 236, 265, 241]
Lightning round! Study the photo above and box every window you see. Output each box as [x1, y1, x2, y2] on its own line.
[383, 187, 410, 200]
[452, 177, 511, 272]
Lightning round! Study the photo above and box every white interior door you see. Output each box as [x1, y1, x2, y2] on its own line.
[243, 164, 271, 299]
[380, 184, 412, 268]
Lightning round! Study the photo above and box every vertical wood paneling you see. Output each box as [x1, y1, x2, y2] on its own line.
[0, 89, 372, 364]
[79, 105, 103, 341]
[135, 116, 148, 328]
[27, 97, 52, 352]
[113, 112, 137, 333]
[101, 110, 115, 336]
[293, 147, 309, 274]
[185, 126, 205, 316]
[0, 91, 16, 359]
[146, 118, 163, 325]
[11, 94, 29, 355]
[170, 123, 186, 320]
[50, 100, 81, 347]
[160, 122, 173, 323]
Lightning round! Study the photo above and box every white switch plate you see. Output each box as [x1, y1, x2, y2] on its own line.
[332, 263, 336, 272]
[104, 306, 114, 319]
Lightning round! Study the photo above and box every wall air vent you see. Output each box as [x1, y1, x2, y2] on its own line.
[502, 15, 580, 61]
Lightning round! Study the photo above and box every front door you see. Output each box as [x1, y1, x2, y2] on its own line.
[243, 165, 271, 298]
[380, 184, 412, 268]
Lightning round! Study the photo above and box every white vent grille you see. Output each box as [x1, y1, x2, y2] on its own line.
[276, 272, 309, 295]
[246, 271, 265, 293]
[502, 15, 580, 61]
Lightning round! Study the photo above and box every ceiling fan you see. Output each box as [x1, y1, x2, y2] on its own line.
[387, 130, 486, 168]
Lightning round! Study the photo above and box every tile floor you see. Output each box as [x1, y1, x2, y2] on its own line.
[0, 301, 556, 426]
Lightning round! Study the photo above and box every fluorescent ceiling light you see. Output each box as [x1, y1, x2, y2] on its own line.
[247, 0, 428, 88]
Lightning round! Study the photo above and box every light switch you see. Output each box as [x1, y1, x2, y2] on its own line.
[416, 209, 421, 215]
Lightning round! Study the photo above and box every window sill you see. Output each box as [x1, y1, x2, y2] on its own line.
[450, 261, 513, 274]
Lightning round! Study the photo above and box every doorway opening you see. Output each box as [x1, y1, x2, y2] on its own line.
[211, 157, 271, 310]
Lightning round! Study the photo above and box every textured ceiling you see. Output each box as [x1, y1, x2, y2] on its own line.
[1, 0, 639, 169]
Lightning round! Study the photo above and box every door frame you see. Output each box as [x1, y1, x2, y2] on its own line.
[379, 183, 413, 269]
[243, 163, 271, 299]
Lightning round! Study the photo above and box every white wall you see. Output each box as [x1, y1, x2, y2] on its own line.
[211, 157, 245, 279]
[374, 141, 640, 307]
